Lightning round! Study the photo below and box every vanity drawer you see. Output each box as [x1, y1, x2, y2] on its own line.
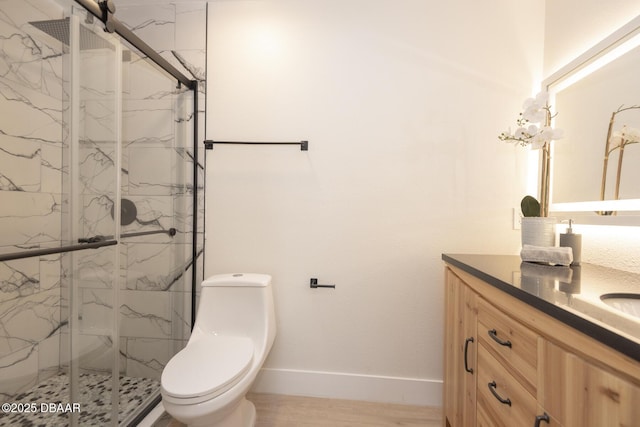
[477, 342, 538, 427]
[478, 297, 538, 395]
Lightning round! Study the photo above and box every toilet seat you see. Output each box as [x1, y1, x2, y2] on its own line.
[161, 335, 254, 404]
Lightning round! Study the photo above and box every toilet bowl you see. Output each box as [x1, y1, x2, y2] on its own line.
[161, 273, 276, 427]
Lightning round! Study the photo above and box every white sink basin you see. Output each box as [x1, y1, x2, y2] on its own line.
[600, 293, 640, 319]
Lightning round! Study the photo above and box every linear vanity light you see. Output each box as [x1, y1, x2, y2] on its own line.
[549, 199, 640, 226]
[551, 32, 640, 93]
[550, 199, 640, 212]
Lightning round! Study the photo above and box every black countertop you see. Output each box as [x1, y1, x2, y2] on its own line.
[442, 254, 640, 362]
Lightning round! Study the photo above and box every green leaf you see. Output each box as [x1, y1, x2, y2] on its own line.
[521, 195, 540, 217]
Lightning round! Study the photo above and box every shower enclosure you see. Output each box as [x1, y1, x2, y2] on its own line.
[0, 0, 203, 425]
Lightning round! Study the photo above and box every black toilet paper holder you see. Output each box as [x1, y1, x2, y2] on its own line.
[310, 278, 335, 289]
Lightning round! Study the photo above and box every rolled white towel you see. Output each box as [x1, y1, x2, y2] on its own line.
[520, 244, 573, 266]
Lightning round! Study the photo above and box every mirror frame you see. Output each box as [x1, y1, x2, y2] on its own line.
[544, 14, 640, 225]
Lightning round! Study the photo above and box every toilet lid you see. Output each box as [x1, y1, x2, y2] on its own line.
[161, 335, 254, 400]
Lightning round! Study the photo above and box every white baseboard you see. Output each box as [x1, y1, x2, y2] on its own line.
[250, 368, 442, 407]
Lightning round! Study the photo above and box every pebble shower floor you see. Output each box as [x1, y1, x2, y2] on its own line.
[1, 373, 159, 426]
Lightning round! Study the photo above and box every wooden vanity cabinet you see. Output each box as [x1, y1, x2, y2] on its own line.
[443, 265, 640, 427]
[540, 339, 640, 426]
[443, 268, 477, 427]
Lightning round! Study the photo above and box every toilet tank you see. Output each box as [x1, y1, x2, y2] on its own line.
[193, 273, 276, 343]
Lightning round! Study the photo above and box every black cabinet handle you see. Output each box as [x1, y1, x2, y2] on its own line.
[488, 329, 512, 348]
[534, 413, 550, 427]
[488, 381, 511, 406]
[464, 337, 474, 373]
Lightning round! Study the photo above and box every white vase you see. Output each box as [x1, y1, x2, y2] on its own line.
[521, 217, 557, 247]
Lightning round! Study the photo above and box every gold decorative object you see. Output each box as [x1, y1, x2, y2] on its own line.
[600, 105, 640, 213]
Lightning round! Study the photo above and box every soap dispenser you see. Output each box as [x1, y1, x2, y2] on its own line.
[560, 219, 582, 266]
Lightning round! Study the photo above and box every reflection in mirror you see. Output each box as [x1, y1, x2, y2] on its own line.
[552, 47, 640, 203]
[546, 15, 640, 219]
[600, 105, 640, 202]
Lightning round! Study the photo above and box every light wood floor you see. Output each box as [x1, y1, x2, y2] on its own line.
[153, 393, 442, 426]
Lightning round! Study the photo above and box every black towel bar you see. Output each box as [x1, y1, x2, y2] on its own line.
[203, 140, 308, 151]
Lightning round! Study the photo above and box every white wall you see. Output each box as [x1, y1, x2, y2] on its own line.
[544, 0, 640, 274]
[205, 0, 543, 405]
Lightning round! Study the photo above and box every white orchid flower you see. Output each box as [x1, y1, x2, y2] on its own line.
[514, 127, 527, 139]
[534, 91, 549, 107]
[522, 97, 536, 110]
[522, 104, 546, 123]
[610, 126, 640, 152]
[498, 90, 562, 149]
[610, 131, 624, 149]
[540, 125, 556, 141]
[522, 91, 550, 123]
[621, 126, 640, 143]
[530, 133, 546, 150]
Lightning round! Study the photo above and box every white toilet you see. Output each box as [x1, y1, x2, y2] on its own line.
[160, 273, 276, 427]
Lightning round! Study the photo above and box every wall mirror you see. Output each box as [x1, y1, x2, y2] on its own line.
[546, 15, 640, 223]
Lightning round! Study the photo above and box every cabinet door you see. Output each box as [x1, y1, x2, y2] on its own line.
[443, 269, 477, 427]
[541, 340, 640, 427]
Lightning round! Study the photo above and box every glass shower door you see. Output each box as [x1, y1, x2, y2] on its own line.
[116, 35, 194, 425]
[65, 6, 121, 426]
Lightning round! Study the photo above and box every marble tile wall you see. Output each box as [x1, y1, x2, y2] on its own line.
[0, 0, 67, 401]
[0, 0, 206, 402]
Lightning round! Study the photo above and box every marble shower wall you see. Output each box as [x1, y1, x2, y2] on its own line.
[0, 0, 67, 402]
